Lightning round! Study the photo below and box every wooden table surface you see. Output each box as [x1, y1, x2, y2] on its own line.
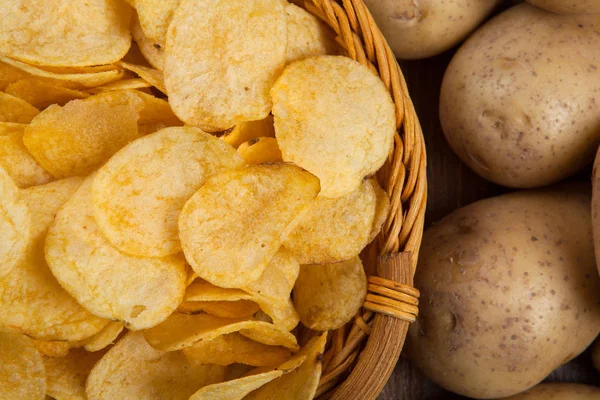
[376, 43, 600, 400]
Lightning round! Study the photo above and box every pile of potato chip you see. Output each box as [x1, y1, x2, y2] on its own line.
[0, 0, 395, 399]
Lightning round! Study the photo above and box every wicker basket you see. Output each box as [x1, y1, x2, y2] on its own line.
[295, 1, 428, 399]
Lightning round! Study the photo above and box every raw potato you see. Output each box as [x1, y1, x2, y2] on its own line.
[365, 0, 500, 59]
[165, 0, 287, 132]
[0, 331, 45, 400]
[526, 0, 600, 14]
[408, 186, 600, 399]
[0, 127, 54, 188]
[272, 56, 395, 198]
[440, 4, 600, 188]
[285, 3, 340, 63]
[500, 383, 600, 399]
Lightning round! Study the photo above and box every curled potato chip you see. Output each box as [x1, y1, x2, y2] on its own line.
[33, 340, 71, 358]
[92, 126, 243, 257]
[293, 257, 367, 331]
[0, 0, 131, 67]
[222, 115, 276, 149]
[183, 333, 291, 367]
[0, 127, 53, 188]
[238, 137, 283, 165]
[44, 348, 106, 400]
[5, 78, 89, 109]
[86, 332, 226, 400]
[179, 164, 319, 288]
[178, 300, 260, 319]
[0, 121, 26, 134]
[272, 56, 395, 198]
[164, 0, 287, 131]
[131, 12, 165, 70]
[0, 166, 30, 278]
[284, 178, 378, 264]
[185, 279, 251, 303]
[185, 265, 198, 287]
[88, 78, 151, 93]
[0, 61, 29, 90]
[77, 322, 125, 352]
[130, 0, 180, 46]
[45, 176, 187, 330]
[0, 91, 39, 123]
[285, 3, 340, 64]
[144, 313, 299, 352]
[23, 97, 140, 178]
[0, 330, 45, 400]
[368, 179, 391, 243]
[118, 61, 166, 93]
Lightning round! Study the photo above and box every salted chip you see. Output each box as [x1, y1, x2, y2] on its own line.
[45, 177, 187, 330]
[0, 330, 45, 400]
[189, 354, 305, 400]
[186, 265, 198, 287]
[272, 56, 395, 198]
[6, 79, 89, 109]
[293, 257, 367, 331]
[0, 121, 26, 134]
[178, 300, 260, 319]
[222, 115, 276, 149]
[185, 280, 251, 303]
[130, 0, 180, 46]
[164, 0, 287, 132]
[88, 78, 151, 93]
[86, 332, 225, 400]
[32, 340, 71, 358]
[131, 12, 164, 70]
[77, 322, 124, 352]
[368, 179, 391, 242]
[284, 178, 378, 264]
[118, 61, 166, 93]
[179, 164, 320, 288]
[92, 127, 243, 257]
[238, 137, 283, 165]
[44, 348, 106, 400]
[0, 91, 39, 123]
[144, 313, 299, 352]
[0, 61, 29, 90]
[0, 128, 53, 188]
[285, 3, 341, 64]
[0, 166, 30, 278]
[0, 0, 131, 67]
[183, 333, 291, 367]
[245, 332, 327, 400]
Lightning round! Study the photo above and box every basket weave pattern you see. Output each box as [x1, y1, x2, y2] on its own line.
[298, 1, 427, 399]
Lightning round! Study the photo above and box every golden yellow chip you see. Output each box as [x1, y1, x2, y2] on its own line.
[130, 0, 180, 46]
[0, 91, 39, 123]
[44, 348, 106, 400]
[86, 332, 226, 400]
[0, 121, 26, 134]
[5, 78, 89, 109]
[179, 164, 319, 288]
[131, 12, 165, 70]
[0, 60, 29, 90]
[183, 333, 291, 367]
[45, 176, 187, 331]
[0, 0, 131, 67]
[284, 178, 378, 264]
[32, 340, 71, 358]
[0, 330, 45, 400]
[143, 313, 299, 352]
[0, 166, 30, 279]
[77, 322, 124, 352]
[368, 179, 391, 243]
[178, 300, 261, 319]
[87, 78, 151, 93]
[222, 115, 276, 149]
[118, 60, 166, 93]
[92, 126, 243, 257]
[164, 0, 287, 131]
[293, 257, 367, 331]
[0, 127, 54, 188]
[285, 3, 341, 64]
[185, 264, 198, 287]
[244, 332, 327, 400]
[185, 279, 251, 303]
[272, 56, 395, 198]
[238, 137, 283, 165]
[23, 97, 140, 178]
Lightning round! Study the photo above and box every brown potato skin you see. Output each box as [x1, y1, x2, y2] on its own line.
[407, 185, 600, 399]
[364, 0, 501, 60]
[501, 383, 600, 399]
[592, 147, 600, 277]
[527, 0, 600, 14]
[440, 4, 600, 188]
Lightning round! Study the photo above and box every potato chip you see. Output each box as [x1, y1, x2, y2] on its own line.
[88, 78, 151, 93]
[5, 79, 89, 109]
[238, 137, 283, 165]
[222, 115, 276, 149]
[293, 257, 367, 331]
[245, 332, 327, 400]
[0, 61, 29, 90]
[33, 340, 71, 358]
[0, 121, 26, 134]
[183, 333, 291, 367]
[144, 313, 299, 352]
[130, 0, 180, 46]
[45, 176, 187, 330]
[77, 322, 124, 352]
[23, 97, 140, 178]
[92, 127, 243, 257]
[118, 61, 166, 93]
[225, 364, 255, 381]
[86, 332, 226, 400]
[185, 265, 198, 287]
[0, 330, 45, 400]
[284, 179, 378, 264]
[272, 56, 395, 198]
[0, 166, 30, 279]
[44, 348, 106, 400]
[0, 128, 53, 188]
[178, 300, 260, 319]
[131, 12, 165, 70]
[164, 0, 287, 131]
[179, 164, 320, 288]
[0, 91, 39, 123]
[0, 0, 131, 67]
[185, 279, 251, 303]
[189, 354, 305, 400]
[285, 3, 341, 64]
[368, 179, 391, 243]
